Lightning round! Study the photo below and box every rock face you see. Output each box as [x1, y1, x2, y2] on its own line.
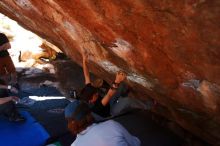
[0, 0, 219, 144]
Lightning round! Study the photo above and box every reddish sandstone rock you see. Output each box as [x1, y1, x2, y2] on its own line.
[0, 0, 219, 144]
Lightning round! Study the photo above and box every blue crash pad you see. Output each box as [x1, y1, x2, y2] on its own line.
[0, 111, 49, 146]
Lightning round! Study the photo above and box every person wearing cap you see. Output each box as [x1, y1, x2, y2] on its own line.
[79, 51, 128, 118]
[0, 33, 17, 85]
[65, 101, 141, 146]
[0, 79, 25, 122]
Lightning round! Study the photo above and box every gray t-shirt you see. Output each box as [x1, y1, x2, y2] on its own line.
[72, 120, 141, 146]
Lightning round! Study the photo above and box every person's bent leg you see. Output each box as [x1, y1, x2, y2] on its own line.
[110, 97, 148, 116]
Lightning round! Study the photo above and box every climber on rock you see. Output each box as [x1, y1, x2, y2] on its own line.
[64, 49, 147, 121]
[77, 50, 128, 119]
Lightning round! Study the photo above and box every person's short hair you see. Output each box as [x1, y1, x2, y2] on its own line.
[65, 100, 90, 120]
[79, 85, 98, 102]
[65, 101, 94, 134]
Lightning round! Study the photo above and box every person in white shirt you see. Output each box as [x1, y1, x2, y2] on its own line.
[65, 100, 141, 146]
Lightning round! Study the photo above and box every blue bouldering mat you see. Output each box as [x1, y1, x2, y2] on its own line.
[0, 111, 49, 146]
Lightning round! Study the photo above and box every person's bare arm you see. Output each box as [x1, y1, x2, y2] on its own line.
[101, 88, 117, 106]
[0, 84, 7, 89]
[0, 96, 18, 104]
[101, 71, 126, 106]
[82, 52, 91, 84]
[0, 96, 13, 104]
[0, 42, 11, 51]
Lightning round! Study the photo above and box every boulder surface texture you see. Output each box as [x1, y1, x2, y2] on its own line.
[0, 0, 219, 144]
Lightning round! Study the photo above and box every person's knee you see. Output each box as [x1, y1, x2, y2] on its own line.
[110, 97, 146, 116]
[110, 98, 131, 115]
